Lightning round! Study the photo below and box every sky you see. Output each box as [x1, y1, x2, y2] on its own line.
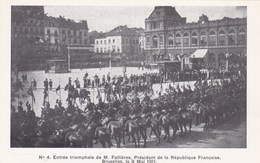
[44, 6, 247, 33]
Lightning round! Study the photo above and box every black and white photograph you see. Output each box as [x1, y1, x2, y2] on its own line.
[9, 5, 248, 149]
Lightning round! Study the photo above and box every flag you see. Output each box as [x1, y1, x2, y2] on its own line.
[27, 86, 35, 103]
[177, 54, 181, 61]
[55, 85, 61, 94]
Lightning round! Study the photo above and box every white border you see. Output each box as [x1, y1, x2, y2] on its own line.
[1, 0, 260, 163]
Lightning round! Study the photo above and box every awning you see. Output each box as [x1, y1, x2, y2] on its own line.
[191, 49, 208, 58]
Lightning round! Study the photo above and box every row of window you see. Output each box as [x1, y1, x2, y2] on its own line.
[96, 38, 139, 45]
[96, 47, 120, 53]
[47, 29, 83, 36]
[147, 29, 246, 47]
[95, 46, 140, 53]
[47, 37, 85, 45]
[13, 27, 44, 35]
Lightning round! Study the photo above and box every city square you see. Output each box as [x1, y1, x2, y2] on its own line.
[10, 6, 246, 148]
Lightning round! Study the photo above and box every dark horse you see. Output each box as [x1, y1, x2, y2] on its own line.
[178, 108, 193, 135]
[65, 84, 90, 105]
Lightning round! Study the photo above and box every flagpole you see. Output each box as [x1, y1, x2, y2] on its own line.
[31, 91, 34, 111]
[59, 77, 61, 101]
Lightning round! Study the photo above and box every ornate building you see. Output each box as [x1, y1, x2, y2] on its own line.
[144, 6, 247, 69]
[94, 25, 142, 60]
[11, 6, 89, 70]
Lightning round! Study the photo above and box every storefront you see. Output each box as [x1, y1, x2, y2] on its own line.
[45, 60, 68, 73]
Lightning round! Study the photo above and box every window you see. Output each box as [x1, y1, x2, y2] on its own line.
[126, 39, 128, 44]
[104, 40, 106, 44]
[218, 30, 226, 45]
[96, 40, 99, 44]
[54, 30, 58, 36]
[100, 40, 102, 44]
[152, 35, 158, 47]
[79, 31, 82, 35]
[74, 39, 77, 44]
[168, 34, 174, 47]
[117, 47, 120, 52]
[191, 32, 198, 46]
[228, 29, 236, 45]
[200, 31, 207, 46]
[62, 30, 65, 35]
[122, 39, 124, 44]
[175, 33, 182, 47]
[146, 36, 150, 45]
[183, 33, 189, 47]
[47, 29, 50, 35]
[100, 48, 103, 53]
[238, 28, 246, 45]
[152, 22, 157, 29]
[113, 39, 115, 43]
[108, 39, 111, 43]
[104, 47, 107, 52]
[68, 30, 71, 35]
[96, 48, 99, 53]
[159, 35, 164, 45]
[209, 31, 216, 46]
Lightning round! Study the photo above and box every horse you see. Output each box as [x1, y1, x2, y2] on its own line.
[79, 88, 90, 104]
[64, 84, 79, 105]
[107, 116, 128, 148]
[145, 114, 161, 144]
[64, 128, 83, 147]
[178, 108, 193, 135]
[159, 112, 179, 142]
[95, 125, 112, 148]
[124, 118, 140, 148]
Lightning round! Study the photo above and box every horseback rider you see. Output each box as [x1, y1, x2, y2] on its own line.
[49, 79, 53, 90]
[96, 97, 106, 111]
[74, 78, 80, 89]
[132, 93, 140, 106]
[112, 96, 121, 111]
[84, 98, 95, 113]
[68, 77, 72, 86]
[102, 103, 116, 125]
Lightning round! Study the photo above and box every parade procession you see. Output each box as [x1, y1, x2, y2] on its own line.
[10, 6, 247, 148]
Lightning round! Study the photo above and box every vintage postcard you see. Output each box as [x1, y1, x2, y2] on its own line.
[0, 0, 259, 163]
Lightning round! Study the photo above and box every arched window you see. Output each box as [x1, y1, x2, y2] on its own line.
[168, 34, 174, 47]
[209, 31, 217, 46]
[191, 32, 198, 46]
[152, 35, 158, 47]
[175, 33, 182, 47]
[238, 28, 246, 45]
[228, 29, 236, 45]
[183, 33, 189, 47]
[218, 30, 226, 45]
[200, 31, 207, 46]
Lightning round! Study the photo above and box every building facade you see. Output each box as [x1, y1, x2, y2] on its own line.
[144, 6, 247, 69]
[11, 6, 90, 70]
[94, 26, 142, 59]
